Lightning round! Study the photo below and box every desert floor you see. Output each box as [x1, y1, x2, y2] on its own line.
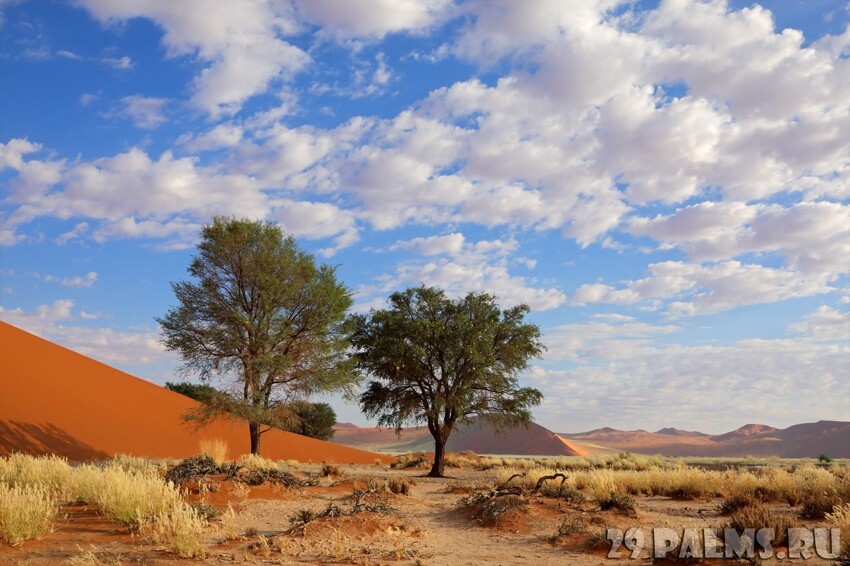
[1, 461, 842, 565]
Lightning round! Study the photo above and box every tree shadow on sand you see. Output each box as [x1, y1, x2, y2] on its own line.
[0, 420, 109, 461]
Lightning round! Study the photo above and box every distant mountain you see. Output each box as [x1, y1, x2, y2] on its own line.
[560, 421, 850, 458]
[713, 423, 779, 442]
[655, 427, 709, 437]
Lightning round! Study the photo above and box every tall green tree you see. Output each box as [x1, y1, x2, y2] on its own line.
[350, 286, 544, 477]
[284, 401, 337, 441]
[157, 217, 355, 455]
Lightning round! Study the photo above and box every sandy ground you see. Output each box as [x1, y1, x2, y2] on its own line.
[1, 463, 842, 565]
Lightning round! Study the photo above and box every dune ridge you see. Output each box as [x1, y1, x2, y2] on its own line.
[0, 321, 385, 464]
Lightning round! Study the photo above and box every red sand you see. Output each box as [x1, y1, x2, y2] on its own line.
[0, 321, 387, 464]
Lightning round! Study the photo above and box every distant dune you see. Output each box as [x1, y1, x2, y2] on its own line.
[332, 418, 587, 456]
[0, 322, 386, 464]
[560, 421, 850, 458]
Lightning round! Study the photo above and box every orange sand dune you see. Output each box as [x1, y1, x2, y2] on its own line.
[0, 322, 386, 464]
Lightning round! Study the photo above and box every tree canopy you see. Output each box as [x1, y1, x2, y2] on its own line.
[157, 217, 355, 455]
[350, 285, 544, 477]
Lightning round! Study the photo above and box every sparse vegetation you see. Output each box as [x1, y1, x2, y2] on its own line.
[391, 453, 429, 470]
[140, 503, 207, 558]
[727, 503, 794, 547]
[198, 438, 229, 467]
[468, 494, 527, 526]
[165, 454, 221, 484]
[321, 462, 344, 477]
[826, 503, 850, 560]
[0, 483, 59, 545]
[67, 546, 122, 566]
[555, 515, 587, 537]
[387, 476, 416, 495]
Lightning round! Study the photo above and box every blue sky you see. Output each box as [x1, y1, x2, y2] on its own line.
[1, 0, 848, 434]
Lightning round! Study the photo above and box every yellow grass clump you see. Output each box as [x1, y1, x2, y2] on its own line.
[199, 438, 229, 467]
[0, 452, 72, 494]
[0, 483, 59, 545]
[826, 503, 850, 559]
[91, 466, 183, 526]
[237, 454, 281, 472]
[140, 502, 207, 558]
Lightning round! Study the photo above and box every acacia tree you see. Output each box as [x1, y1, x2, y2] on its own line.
[350, 286, 544, 477]
[157, 217, 354, 455]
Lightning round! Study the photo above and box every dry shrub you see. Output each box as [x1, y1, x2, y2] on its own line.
[719, 494, 759, 515]
[468, 494, 527, 526]
[391, 453, 430, 470]
[585, 527, 612, 549]
[140, 503, 207, 558]
[387, 476, 415, 495]
[198, 439, 229, 467]
[164, 455, 221, 484]
[555, 515, 587, 537]
[321, 462, 344, 477]
[238, 467, 302, 487]
[444, 452, 477, 468]
[728, 503, 794, 547]
[800, 492, 844, 519]
[67, 545, 122, 566]
[0, 483, 58, 545]
[826, 503, 850, 559]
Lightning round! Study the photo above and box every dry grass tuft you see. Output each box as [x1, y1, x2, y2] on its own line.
[67, 545, 122, 566]
[727, 503, 794, 547]
[198, 439, 229, 467]
[826, 503, 850, 559]
[0, 483, 59, 546]
[321, 462, 344, 477]
[88, 466, 183, 526]
[0, 453, 71, 495]
[140, 503, 207, 558]
[387, 476, 416, 495]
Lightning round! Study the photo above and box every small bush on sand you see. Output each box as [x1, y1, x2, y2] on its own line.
[391, 454, 429, 470]
[728, 503, 793, 547]
[826, 503, 850, 559]
[238, 467, 303, 487]
[598, 493, 637, 516]
[321, 462, 344, 477]
[198, 439, 229, 467]
[0, 483, 59, 545]
[140, 503, 207, 558]
[585, 527, 612, 549]
[555, 516, 587, 537]
[469, 494, 527, 527]
[387, 476, 416, 495]
[164, 455, 221, 484]
[719, 494, 759, 515]
[801, 492, 844, 519]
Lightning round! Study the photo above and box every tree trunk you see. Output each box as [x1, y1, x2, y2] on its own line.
[429, 434, 446, 477]
[249, 421, 262, 455]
